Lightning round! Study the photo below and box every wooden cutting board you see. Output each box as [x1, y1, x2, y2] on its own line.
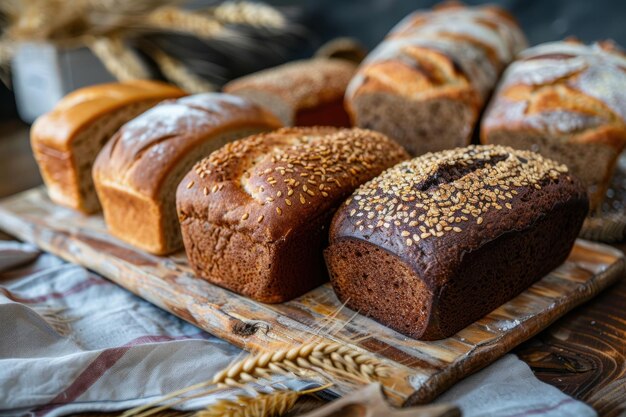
[0, 187, 624, 406]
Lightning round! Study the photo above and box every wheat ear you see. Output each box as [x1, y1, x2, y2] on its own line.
[196, 384, 331, 417]
[123, 341, 388, 417]
[212, 341, 389, 387]
[212, 2, 286, 29]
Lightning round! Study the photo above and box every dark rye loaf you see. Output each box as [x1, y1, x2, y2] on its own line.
[345, 2, 527, 156]
[176, 127, 409, 303]
[325, 145, 588, 340]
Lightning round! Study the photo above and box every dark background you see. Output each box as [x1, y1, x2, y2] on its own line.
[2, 0, 625, 120]
[299, 0, 626, 49]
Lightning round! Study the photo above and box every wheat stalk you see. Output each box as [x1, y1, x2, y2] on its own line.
[196, 384, 330, 417]
[148, 48, 216, 93]
[87, 35, 150, 80]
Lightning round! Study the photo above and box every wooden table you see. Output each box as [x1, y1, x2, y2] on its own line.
[1, 120, 625, 416]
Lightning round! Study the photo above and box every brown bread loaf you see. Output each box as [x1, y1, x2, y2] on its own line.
[481, 39, 626, 211]
[93, 93, 282, 255]
[325, 145, 588, 340]
[345, 2, 527, 156]
[176, 127, 409, 303]
[223, 58, 357, 127]
[31, 80, 186, 213]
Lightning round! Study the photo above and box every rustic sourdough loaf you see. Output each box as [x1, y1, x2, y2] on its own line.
[223, 58, 357, 127]
[345, 2, 527, 156]
[481, 39, 626, 211]
[176, 127, 409, 303]
[93, 93, 281, 255]
[325, 145, 588, 340]
[31, 80, 185, 213]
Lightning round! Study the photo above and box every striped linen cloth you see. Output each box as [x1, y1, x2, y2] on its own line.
[0, 241, 596, 417]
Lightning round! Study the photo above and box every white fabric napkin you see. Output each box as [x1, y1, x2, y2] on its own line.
[0, 241, 596, 417]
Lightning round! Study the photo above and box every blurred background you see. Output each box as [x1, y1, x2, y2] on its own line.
[0, 0, 625, 195]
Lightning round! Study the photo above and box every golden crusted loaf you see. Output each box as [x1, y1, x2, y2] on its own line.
[481, 39, 626, 210]
[326, 145, 588, 339]
[93, 93, 282, 255]
[224, 58, 357, 127]
[345, 2, 527, 156]
[176, 127, 409, 303]
[31, 80, 186, 213]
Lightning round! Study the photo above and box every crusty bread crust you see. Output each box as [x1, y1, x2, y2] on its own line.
[326, 145, 588, 340]
[223, 58, 357, 126]
[345, 3, 527, 156]
[481, 39, 626, 210]
[176, 127, 409, 303]
[31, 80, 186, 213]
[93, 93, 282, 255]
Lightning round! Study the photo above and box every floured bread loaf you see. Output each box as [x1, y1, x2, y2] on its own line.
[326, 145, 588, 340]
[93, 93, 282, 255]
[176, 127, 408, 303]
[482, 39, 626, 211]
[31, 80, 185, 213]
[345, 3, 527, 156]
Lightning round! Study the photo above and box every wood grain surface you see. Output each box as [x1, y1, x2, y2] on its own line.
[0, 187, 624, 408]
[516, 244, 626, 417]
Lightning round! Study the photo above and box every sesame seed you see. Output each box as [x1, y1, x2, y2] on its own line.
[257, 215, 264, 223]
[186, 180, 194, 189]
[477, 217, 483, 225]
[285, 199, 292, 206]
[276, 207, 282, 215]
[241, 213, 249, 220]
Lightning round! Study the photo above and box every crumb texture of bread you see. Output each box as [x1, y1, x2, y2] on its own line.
[223, 58, 357, 127]
[326, 145, 589, 340]
[481, 39, 626, 211]
[176, 127, 409, 303]
[93, 93, 282, 255]
[345, 3, 527, 156]
[30, 80, 186, 213]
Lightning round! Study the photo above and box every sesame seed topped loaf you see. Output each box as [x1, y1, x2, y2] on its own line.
[31, 80, 186, 213]
[325, 145, 588, 340]
[93, 93, 282, 255]
[481, 39, 626, 211]
[176, 127, 409, 303]
[223, 58, 357, 127]
[345, 2, 527, 156]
